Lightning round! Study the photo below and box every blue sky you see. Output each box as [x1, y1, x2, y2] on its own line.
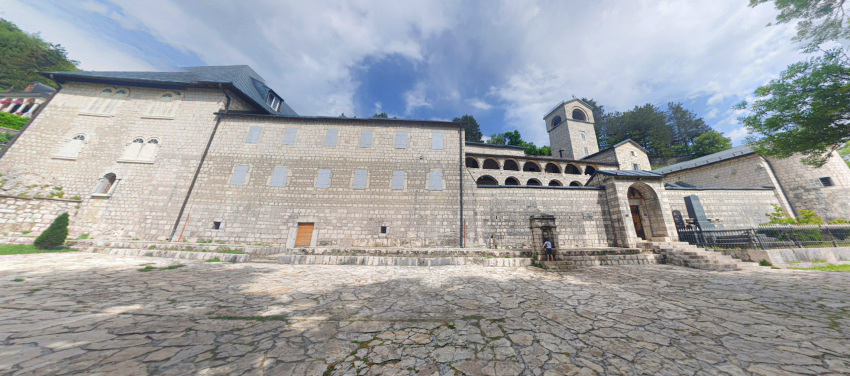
[1, 0, 806, 146]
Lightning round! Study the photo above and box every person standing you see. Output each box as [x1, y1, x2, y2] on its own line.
[542, 238, 553, 261]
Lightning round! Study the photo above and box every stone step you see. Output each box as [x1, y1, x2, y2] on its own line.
[82, 247, 252, 262]
[277, 254, 531, 267]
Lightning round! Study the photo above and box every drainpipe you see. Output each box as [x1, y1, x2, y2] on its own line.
[168, 85, 231, 241]
[0, 76, 60, 160]
[459, 123, 464, 247]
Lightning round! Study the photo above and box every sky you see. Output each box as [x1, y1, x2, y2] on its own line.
[0, 0, 807, 146]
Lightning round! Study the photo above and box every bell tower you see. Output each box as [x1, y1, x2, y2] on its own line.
[543, 99, 599, 159]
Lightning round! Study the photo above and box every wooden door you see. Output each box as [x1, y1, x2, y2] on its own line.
[630, 205, 646, 240]
[295, 223, 314, 247]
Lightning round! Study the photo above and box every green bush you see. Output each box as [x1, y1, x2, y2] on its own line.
[0, 112, 27, 130]
[33, 213, 69, 250]
[828, 218, 850, 224]
[759, 259, 772, 267]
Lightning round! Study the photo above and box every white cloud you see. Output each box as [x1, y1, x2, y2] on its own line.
[726, 126, 751, 144]
[466, 98, 494, 110]
[403, 82, 432, 114]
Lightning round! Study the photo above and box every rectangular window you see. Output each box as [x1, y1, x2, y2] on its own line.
[394, 131, 408, 149]
[213, 221, 222, 230]
[819, 177, 834, 187]
[352, 169, 368, 189]
[391, 171, 405, 190]
[282, 128, 298, 145]
[631, 150, 636, 156]
[230, 165, 249, 186]
[380, 226, 387, 234]
[428, 171, 442, 191]
[359, 130, 373, 148]
[581, 132, 586, 141]
[324, 129, 338, 147]
[584, 147, 589, 156]
[270, 167, 288, 187]
[246, 126, 262, 144]
[431, 132, 444, 150]
[632, 163, 640, 170]
[316, 169, 331, 188]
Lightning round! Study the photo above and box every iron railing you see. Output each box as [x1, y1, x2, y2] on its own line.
[677, 225, 850, 250]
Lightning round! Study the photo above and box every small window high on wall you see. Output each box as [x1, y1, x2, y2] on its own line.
[119, 137, 160, 163]
[145, 91, 183, 119]
[82, 87, 129, 116]
[54, 134, 87, 160]
[92, 173, 118, 197]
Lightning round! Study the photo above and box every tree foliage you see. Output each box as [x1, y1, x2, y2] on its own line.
[0, 112, 27, 130]
[33, 212, 69, 250]
[454, 114, 483, 142]
[737, 49, 850, 166]
[485, 129, 551, 156]
[372, 112, 389, 118]
[691, 130, 732, 157]
[0, 18, 79, 92]
[749, 0, 850, 52]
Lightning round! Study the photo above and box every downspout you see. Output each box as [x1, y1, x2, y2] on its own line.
[0, 76, 60, 160]
[458, 123, 464, 247]
[760, 155, 797, 218]
[168, 85, 231, 241]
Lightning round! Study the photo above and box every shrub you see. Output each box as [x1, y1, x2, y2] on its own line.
[759, 259, 772, 267]
[827, 218, 850, 224]
[0, 112, 27, 130]
[33, 212, 69, 249]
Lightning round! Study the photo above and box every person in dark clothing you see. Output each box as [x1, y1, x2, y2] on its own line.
[542, 238, 553, 261]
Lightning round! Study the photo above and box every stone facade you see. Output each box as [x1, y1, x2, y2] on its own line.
[0, 66, 847, 251]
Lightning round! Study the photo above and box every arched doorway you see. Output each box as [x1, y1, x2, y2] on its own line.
[627, 183, 668, 241]
[465, 157, 479, 168]
[504, 177, 519, 185]
[569, 181, 582, 187]
[526, 178, 541, 186]
[482, 159, 500, 170]
[544, 163, 561, 173]
[503, 159, 519, 171]
[523, 161, 541, 172]
[548, 180, 562, 186]
[565, 164, 581, 174]
[476, 175, 499, 186]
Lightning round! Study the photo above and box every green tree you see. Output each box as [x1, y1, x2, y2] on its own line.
[737, 49, 850, 167]
[33, 212, 69, 250]
[454, 114, 482, 142]
[372, 112, 389, 118]
[691, 130, 732, 157]
[666, 102, 712, 148]
[0, 18, 79, 91]
[749, 0, 850, 52]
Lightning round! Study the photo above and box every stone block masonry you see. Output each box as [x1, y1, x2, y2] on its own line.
[0, 195, 79, 234]
[665, 188, 781, 229]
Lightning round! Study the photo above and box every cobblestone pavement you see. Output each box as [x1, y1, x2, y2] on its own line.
[1, 253, 849, 375]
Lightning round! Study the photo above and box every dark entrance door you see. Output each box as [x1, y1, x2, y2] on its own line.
[630, 205, 646, 240]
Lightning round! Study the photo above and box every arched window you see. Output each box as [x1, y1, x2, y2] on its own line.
[570, 181, 583, 187]
[92, 173, 118, 197]
[545, 163, 561, 173]
[465, 157, 479, 168]
[83, 87, 128, 115]
[504, 177, 519, 185]
[584, 165, 597, 175]
[523, 161, 541, 172]
[53, 134, 87, 160]
[572, 109, 587, 121]
[146, 91, 182, 118]
[526, 179, 542, 186]
[476, 175, 499, 186]
[565, 164, 581, 174]
[482, 158, 500, 170]
[120, 137, 159, 163]
[503, 159, 519, 171]
[628, 187, 644, 199]
[580, 132, 587, 141]
[551, 116, 562, 128]
[548, 180, 562, 186]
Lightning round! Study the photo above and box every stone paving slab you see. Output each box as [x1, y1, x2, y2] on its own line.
[0, 252, 848, 375]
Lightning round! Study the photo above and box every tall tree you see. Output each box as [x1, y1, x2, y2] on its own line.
[372, 112, 389, 118]
[666, 102, 712, 148]
[0, 18, 79, 91]
[691, 130, 732, 157]
[749, 0, 850, 52]
[454, 114, 483, 142]
[737, 49, 850, 166]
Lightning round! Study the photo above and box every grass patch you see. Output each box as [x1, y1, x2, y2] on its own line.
[138, 264, 185, 272]
[811, 258, 827, 263]
[74, 233, 89, 240]
[28, 288, 42, 294]
[215, 249, 245, 254]
[211, 315, 287, 322]
[791, 264, 850, 272]
[0, 244, 76, 255]
[12, 278, 23, 282]
[206, 257, 221, 262]
[759, 259, 772, 267]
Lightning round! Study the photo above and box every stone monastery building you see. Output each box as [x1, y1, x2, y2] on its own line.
[0, 65, 848, 249]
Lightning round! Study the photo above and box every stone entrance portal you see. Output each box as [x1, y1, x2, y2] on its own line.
[530, 214, 558, 255]
[627, 183, 669, 241]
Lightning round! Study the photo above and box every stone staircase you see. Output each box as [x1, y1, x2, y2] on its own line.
[639, 241, 761, 271]
[272, 247, 532, 267]
[540, 247, 662, 271]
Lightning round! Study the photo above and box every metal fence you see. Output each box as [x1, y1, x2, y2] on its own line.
[677, 225, 850, 250]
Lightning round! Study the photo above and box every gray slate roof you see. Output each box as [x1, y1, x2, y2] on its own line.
[41, 65, 297, 116]
[651, 145, 754, 175]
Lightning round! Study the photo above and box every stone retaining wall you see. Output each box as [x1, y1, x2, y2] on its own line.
[0, 195, 79, 235]
[665, 189, 781, 229]
[718, 246, 850, 265]
[87, 248, 251, 262]
[278, 254, 530, 267]
[285, 246, 532, 258]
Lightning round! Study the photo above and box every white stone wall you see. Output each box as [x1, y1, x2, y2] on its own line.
[664, 189, 781, 229]
[0, 196, 78, 234]
[0, 82, 238, 239]
[179, 116, 464, 247]
[766, 152, 850, 221]
[612, 143, 651, 171]
[662, 154, 775, 188]
[464, 143, 525, 157]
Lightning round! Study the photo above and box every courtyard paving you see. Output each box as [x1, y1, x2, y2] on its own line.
[0, 253, 849, 375]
